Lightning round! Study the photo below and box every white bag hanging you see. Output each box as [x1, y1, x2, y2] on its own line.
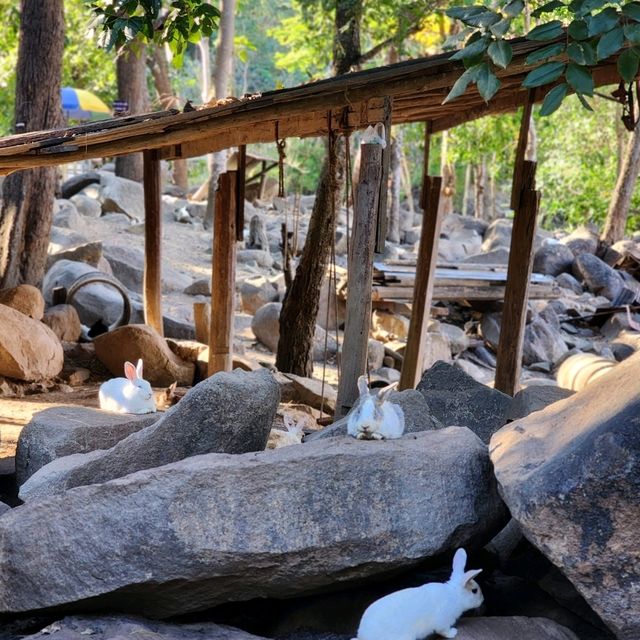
[361, 122, 387, 148]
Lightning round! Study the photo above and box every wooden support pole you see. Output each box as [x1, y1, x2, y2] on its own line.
[510, 90, 535, 211]
[336, 143, 383, 417]
[236, 144, 246, 241]
[399, 176, 443, 390]
[420, 121, 433, 210]
[193, 302, 210, 344]
[208, 171, 237, 376]
[495, 161, 540, 396]
[143, 149, 163, 336]
[374, 96, 393, 253]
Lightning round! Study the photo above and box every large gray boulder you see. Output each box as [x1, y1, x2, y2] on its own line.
[491, 351, 640, 640]
[100, 173, 145, 220]
[20, 369, 279, 501]
[16, 407, 158, 485]
[533, 242, 575, 277]
[572, 253, 625, 301]
[28, 616, 268, 640]
[416, 361, 512, 443]
[507, 385, 574, 422]
[306, 389, 443, 441]
[2, 427, 506, 617]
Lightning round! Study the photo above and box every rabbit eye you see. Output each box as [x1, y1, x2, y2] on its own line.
[471, 587, 478, 594]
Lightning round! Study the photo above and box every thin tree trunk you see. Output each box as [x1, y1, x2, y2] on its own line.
[115, 44, 149, 182]
[147, 45, 188, 192]
[474, 162, 485, 220]
[0, 0, 64, 289]
[205, 0, 236, 229]
[482, 156, 492, 219]
[602, 124, 640, 245]
[463, 163, 471, 216]
[276, 0, 362, 375]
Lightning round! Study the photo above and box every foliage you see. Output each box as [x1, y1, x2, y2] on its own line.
[86, 0, 220, 65]
[0, 2, 19, 134]
[444, 0, 640, 114]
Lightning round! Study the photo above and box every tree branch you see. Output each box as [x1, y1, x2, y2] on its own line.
[356, 23, 422, 66]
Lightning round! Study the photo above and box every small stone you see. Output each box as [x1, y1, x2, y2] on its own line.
[533, 241, 575, 276]
[0, 285, 44, 320]
[42, 304, 82, 342]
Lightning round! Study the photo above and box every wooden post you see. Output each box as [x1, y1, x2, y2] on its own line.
[336, 143, 383, 417]
[143, 149, 163, 336]
[236, 145, 246, 241]
[193, 302, 210, 343]
[420, 121, 433, 210]
[208, 171, 237, 375]
[510, 90, 535, 211]
[374, 96, 392, 253]
[399, 176, 443, 390]
[495, 161, 540, 396]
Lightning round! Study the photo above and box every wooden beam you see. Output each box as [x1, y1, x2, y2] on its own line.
[375, 96, 393, 253]
[420, 121, 433, 210]
[510, 89, 535, 211]
[236, 145, 247, 241]
[399, 176, 443, 390]
[495, 161, 540, 396]
[208, 171, 237, 375]
[194, 302, 210, 343]
[143, 149, 163, 336]
[336, 143, 383, 417]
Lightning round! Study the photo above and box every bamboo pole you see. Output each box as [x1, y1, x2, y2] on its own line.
[143, 149, 163, 335]
[336, 143, 383, 417]
[208, 171, 237, 375]
[495, 161, 540, 395]
[399, 176, 443, 390]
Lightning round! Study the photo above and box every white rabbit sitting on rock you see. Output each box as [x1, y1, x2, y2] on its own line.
[353, 548, 483, 640]
[99, 359, 157, 415]
[347, 375, 404, 440]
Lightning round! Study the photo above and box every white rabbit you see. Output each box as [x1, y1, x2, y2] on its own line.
[99, 359, 157, 414]
[353, 548, 483, 640]
[347, 375, 404, 440]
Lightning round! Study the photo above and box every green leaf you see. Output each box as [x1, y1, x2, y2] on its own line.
[622, 2, 640, 22]
[624, 22, 640, 43]
[488, 40, 513, 68]
[490, 18, 512, 38]
[477, 63, 501, 100]
[450, 36, 490, 61]
[525, 42, 565, 65]
[539, 83, 569, 115]
[618, 48, 640, 82]
[503, 0, 525, 17]
[566, 62, 594, 95]
[443, 28, 473, 49]
[597, 26, 624, 59]
[567, 41, 597, 65]
[588, 7, 619, 37]
[576, 92, 594, 110]
[532, 0, 565, 18]
[522, 61, 566, 87]
[445, 6, 501, 27]
[568, 19, 589, 40]
[527, 20, 564, 41]
[443, 65, 482, 103]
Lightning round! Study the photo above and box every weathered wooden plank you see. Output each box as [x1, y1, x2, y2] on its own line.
[375, 97, 393, 253]
[510, 90, 535, 211]
[400, 176, 443, 391]
[372, 282, 557, 302]
[143, 149, 163, 336]
[194, 302, 210, 344]
[495, 161, 540, 396]
[236, 145, 247, 241]
[208, 172, 237, 375]
[336, 143, 383, 417]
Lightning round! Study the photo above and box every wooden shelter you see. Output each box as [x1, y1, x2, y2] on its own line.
[0, 33, 625, 400]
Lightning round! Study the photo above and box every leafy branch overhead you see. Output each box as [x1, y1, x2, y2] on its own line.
[444, 0, 640, 115]
[87, 0, 220, 65]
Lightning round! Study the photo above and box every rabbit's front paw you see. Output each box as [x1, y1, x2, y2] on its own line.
[371, 432, 384, 440]
[438, 628, 457, 639]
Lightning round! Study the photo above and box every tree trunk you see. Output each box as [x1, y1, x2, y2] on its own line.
[205, 0, 236, 229]
[0, 0, 64, 289]
[482, 156, 492, 219]
[276, 0, 362, 375]
[474, 162, 485, 220]
[463, 163, 471, 216]
[147, 45, 188, 192]
[115, 44, 149, 182]
[602, 124, 640, 245]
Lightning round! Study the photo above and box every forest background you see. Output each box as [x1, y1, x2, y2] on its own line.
[0, 0, 636, 234]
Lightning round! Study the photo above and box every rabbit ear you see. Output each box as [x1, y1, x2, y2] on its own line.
[169, 381, 177, 392]
[136, 359, 144, 379]
[124, 361, 138, 382]
[357, 375, 370, 397]
[377, 381, 399, 403]
[450, 548, 468, 581]
[463, 569, 482, 585]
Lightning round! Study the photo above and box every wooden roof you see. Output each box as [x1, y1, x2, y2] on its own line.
[0, 34, 622, 175]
